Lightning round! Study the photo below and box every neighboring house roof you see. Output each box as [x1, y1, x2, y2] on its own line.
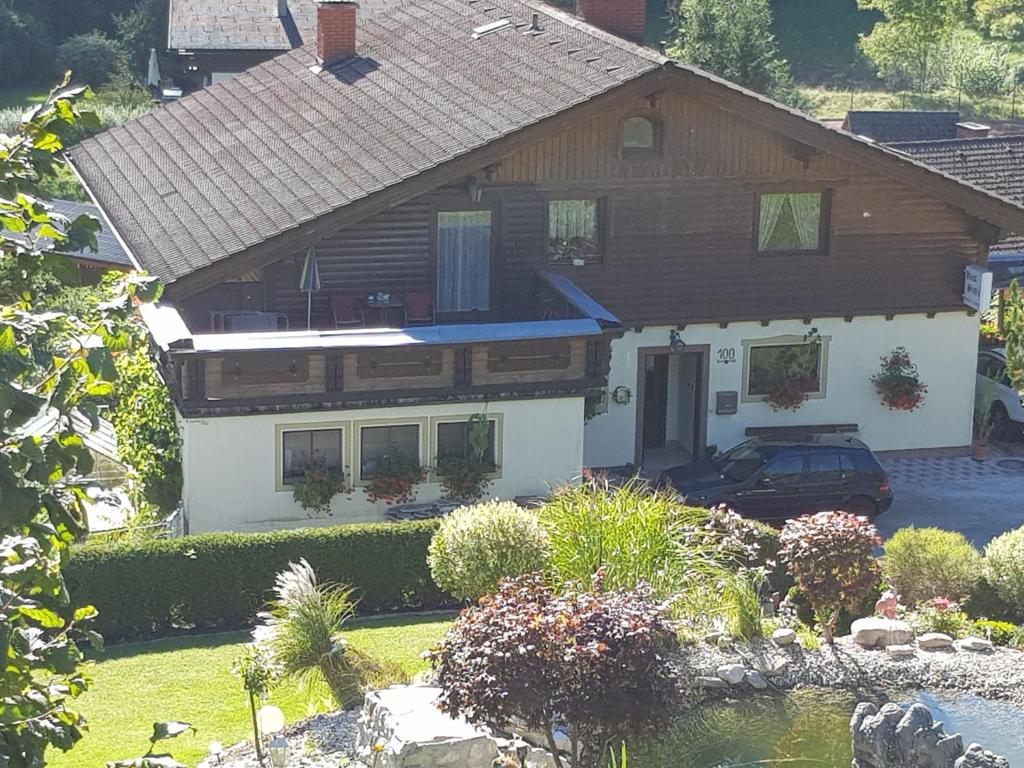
[0, 199, 132, 268]
[168, 0, 402, 52]
[19, 408, 122, 464]
[844, 111, 960, 143]
[70, 0, 1024, 291]
[890, 137, 1024, 207]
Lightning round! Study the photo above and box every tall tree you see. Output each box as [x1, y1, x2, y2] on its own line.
[670, 0, 803, 106]
[858, 0, 967, 90]
[1, 77, 160, 766]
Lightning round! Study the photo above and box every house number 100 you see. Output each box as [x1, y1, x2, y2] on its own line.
[717, 348, 737, 364]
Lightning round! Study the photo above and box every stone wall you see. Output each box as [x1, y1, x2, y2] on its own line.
[851, 701, 1010, 768]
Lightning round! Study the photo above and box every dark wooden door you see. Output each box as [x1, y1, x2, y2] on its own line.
[643, 354, 669, 449]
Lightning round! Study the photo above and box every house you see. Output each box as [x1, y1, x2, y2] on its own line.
[167, 0, 401, 88]
[1, 199, 131, 284]
[69, 0, 1024, 533]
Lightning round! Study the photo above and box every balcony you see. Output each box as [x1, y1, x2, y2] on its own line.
[144, 273, 622, 417]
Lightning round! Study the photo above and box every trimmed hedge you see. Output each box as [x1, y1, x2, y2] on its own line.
[66, 520, 450, 641]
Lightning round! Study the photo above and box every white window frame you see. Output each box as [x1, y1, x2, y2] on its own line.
[741, 334, 831, 404]
[429, 414, 504, 481]
[275, 421, 351, 492]
[353, 418, 428, 486]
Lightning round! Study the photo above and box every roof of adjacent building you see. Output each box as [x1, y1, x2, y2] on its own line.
[0, 198, 131, 267]
[168, 0, 403, 51]
[844, 110, 961, 143]
[71, 0, 1024, 289]
[891, 137, 1024, 208]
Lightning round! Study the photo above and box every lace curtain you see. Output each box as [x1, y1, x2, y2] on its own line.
[758, 192, 822, 251]
[549, 200, 599, 260]
[437, 211, 492, 313]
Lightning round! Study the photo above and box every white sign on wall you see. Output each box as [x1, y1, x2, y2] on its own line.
[963, 265, 994, 312]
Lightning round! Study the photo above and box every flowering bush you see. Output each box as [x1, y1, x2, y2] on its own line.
[364, 449, 425, 505]
[293, 462, 347, 516]
[765, 374, 817, 411]
[428, 501, 549, 600]
[435, 453, 497, 501]
[871, 347, 927, 412]
[778, 511, 881, 643]
[432, 572, 681, 768]
[905, 597, 970, 638]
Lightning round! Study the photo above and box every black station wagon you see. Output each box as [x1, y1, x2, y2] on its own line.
[659, 436, 893, 521]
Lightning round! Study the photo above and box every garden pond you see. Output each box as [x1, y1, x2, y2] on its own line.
[631, 689, 1024, 767]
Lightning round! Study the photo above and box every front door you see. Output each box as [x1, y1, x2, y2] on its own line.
[436, 211, 492, 315]
[643, 354, 669, 449]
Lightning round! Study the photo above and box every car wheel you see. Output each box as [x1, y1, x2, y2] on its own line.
[990, 403, 1012, 442]
[842, 496, 877, 519]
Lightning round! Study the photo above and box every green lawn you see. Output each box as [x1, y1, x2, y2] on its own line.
[800, 84, 1024, 120]
[0, 87, 49, 110]
[46, 613, 453, 768]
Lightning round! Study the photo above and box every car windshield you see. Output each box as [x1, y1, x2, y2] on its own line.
[713, 443, 779, 482]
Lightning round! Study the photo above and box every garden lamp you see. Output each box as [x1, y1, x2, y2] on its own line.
[256, 705, 285, 736]
[208, 742, 223, 764]
[268, 736, 290, 768]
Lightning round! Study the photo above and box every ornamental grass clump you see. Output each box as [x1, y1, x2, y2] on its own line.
[432, 572, 681, 768]
[983, 525, 1024, 616]
[539, 475, 725, 599]
[778, 511, 881, 644]
[882, 527, 982, 606]
[428, 501, 549, 601]
[254, 559, 377, 708]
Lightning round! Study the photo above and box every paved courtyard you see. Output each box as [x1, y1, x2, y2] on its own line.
[877, 443, 1024, 546]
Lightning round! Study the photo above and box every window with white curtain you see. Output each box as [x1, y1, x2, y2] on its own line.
[757, 192, 826, 252]
[437, 211, 492, 313]
[548, 199, 601, 263]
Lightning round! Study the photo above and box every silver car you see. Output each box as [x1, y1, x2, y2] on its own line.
[977, 347, 1024, 439]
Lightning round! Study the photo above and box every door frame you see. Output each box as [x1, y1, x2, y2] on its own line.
[430, 200, 501, 323]
[633, 344, 710, 467]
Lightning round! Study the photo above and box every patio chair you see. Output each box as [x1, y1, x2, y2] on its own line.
[331, 294, 365, 328]
[404, 292, 435, 325]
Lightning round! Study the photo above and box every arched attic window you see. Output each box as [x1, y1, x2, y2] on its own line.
[622, 115, 659, 153]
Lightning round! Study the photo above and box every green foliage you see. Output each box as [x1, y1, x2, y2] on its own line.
[1003, 280, 1024, 390]
[721, 569, 765, 641]
[539, 476, 724, 599]
[947, 31, 1010, 97]
[428, 501, 550, 601]
[858, 0, 967, 90]
[114, 0, 169, 77]
[1, 79, 160, 768]
[254, 559, 370, 708]
[905, 597, 971, 637]
[232, 644, 279, 699]
[110, 330, 182, 515]
[882, 526, 982, 605]
[0, 8, 55, 89]
[779, 511, 881, 643]
[64, 519, 451, 640]
[55, 32, 129, 89]
[292, 462, 346, 516]
[983, 525, 1024, 615]
[972, 618, 1022, 646]
[976, 0, 1024, 40]
[433, 573, 681, 768]
[670, 0, 804, 106]
[363, 447, 425, 505]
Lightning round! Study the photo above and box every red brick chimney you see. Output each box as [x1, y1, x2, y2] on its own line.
[576, 0, 646, 42]
[316, 0, 358, 66]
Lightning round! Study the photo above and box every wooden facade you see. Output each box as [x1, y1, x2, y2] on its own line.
[176, 85, 985, 336]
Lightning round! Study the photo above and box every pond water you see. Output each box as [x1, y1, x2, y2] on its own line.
[631, 690, 1024, 767]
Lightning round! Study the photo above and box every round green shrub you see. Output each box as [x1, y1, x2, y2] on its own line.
[55, 32, 128, 89]
[881, 527, 982, 606]
[983, 526, 1024, 616]
[428, 501, 549, 601]
[972, 619, 1022, 646]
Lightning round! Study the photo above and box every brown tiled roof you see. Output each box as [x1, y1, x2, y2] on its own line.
[168, 0, 402, 51]
[890, 137, 1024, 206]
[844, 111, 961, 143]
[72, 0, 663, 284]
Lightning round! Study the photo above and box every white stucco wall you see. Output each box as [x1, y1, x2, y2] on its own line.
[583, 312, 979, 467]
[180, 397, 584, 533]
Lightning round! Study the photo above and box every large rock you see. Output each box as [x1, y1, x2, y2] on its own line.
[751, 652, 789, 677]
[695, 676, 729, 689]
[716, 663, 747, 685]
[918, 632, 954, 650]
[772, 627, 797, 646]
[359, 686, 500, 768]
[851, 617, 914, 649]
[744, 670, 769, 690]
[851, 700, 1006, 768]
[885, 644, 916, 658]
[957, 637, 995, 652]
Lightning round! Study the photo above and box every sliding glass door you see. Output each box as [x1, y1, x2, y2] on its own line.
[436, 210, 492, 314]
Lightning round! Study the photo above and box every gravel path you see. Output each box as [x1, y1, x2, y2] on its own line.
[203, 710, 366, 768]
[677, 637, 1024, 706]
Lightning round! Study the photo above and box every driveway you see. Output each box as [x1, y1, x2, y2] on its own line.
[876, 444, 1024, 547]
